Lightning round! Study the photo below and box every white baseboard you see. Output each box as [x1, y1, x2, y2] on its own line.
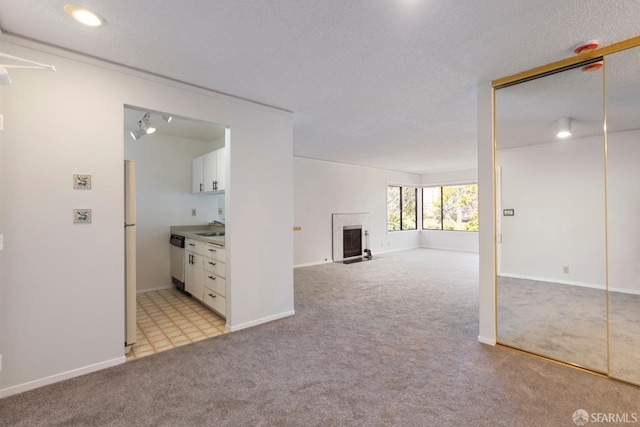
[478, 336, 497, 346]
[372, 246, 420, 256]
[297, 247, 421, 267]
[420, 245, 479, 254]
[294, 260, 333, 269]
[499, 272, 605, 290]
[227, 310, 295, 332]
[499, 272, 640, 295]
[609, 286, 640, 296]
[0, 356, 126, 399]
[137, 285, 173, 294]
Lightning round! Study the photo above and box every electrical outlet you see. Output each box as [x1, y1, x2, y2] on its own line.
[563, 266, 569, 274]
[192, 209, 197, 216]
[218, 208, 223, 215]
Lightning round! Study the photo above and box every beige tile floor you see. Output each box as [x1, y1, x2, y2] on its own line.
[126, 288, 227, 360]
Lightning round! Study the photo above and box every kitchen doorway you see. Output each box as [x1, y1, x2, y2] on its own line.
[123, 105, 228, 359]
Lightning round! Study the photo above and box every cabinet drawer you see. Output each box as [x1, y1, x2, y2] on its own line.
[204, 258, 225, 277]
[204, 245, 225, 262]
[185, 239, 204, 255]
[203, 291, 226, 317]
[204, 274, 226, 297]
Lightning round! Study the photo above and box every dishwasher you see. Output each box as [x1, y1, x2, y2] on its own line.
[170, 234, 186, 292]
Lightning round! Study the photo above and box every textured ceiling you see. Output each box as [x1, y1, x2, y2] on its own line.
[1, 1, 640, 173]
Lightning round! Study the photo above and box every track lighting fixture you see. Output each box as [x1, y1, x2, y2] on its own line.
[162, 115, 173, 123]
[129, 126, 146, 141]
[130, 112, 156, 140]
[141, 113, 156, 134]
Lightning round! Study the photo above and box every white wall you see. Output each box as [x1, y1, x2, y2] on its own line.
[498, 128, 640, 292]
[124, 133, 225, 292]
[0, 37, 294, 396]
[293, 157, 420, 267]
[605, 129, 640, 294]
[419, 168, 479, 253]
[497, 137, 607, 288]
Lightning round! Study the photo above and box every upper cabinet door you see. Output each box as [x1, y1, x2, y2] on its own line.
[192, 155, 204, 193]
[202, 151, 218, 192]
[215, 147, 226, 192]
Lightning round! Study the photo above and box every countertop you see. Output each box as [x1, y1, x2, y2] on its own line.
[170, 224, 225, 247]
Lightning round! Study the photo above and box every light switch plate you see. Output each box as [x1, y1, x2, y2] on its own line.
[0, 234, 3, 251]
[73, 174, 92, 189]
[73, 209, 92, 223]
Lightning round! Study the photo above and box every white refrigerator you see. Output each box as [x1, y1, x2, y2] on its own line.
[124, 160, 137, 349]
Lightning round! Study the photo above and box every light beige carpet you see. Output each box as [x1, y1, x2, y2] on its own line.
[1, 249, 638, 426]
[498, 276, 640, 384]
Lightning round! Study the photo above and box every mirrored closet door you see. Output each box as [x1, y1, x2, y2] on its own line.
[605, 45, 640, 385]
[495, 61, 608, 373]
[494, 39, 640, 385]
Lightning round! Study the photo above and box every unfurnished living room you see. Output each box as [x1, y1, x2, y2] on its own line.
[1, 2, 640, 426]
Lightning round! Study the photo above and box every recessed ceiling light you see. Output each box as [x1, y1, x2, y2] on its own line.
[64, 5, 107, 27]
[556, 118, 572, 139]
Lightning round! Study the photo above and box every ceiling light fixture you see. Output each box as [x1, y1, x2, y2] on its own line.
[130, 113, 156, 140]
[129, 127, 146, 141]
[141, 113, 156, 134]
[162, 115, 173, 123]
[556, 118, 572, 139]
[64, 5, 107, 27]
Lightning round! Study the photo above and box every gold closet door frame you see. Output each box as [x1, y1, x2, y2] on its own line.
[492, 36, 640, 89]
[491, 35, 640, 386]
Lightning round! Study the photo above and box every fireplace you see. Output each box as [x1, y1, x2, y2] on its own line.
[332, 213, 370, 262]
[343, 225, 362, 258]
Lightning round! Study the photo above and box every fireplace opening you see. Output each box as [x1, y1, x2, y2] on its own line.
[343, 225, 362, 259]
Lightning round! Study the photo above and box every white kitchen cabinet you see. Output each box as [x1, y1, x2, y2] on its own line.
[185, 239, 204, 301]
[215, 147, 226, 191]
[192, 147, 226, 194]
[203, 243, 226, 317]
[191, 155, 204, 193]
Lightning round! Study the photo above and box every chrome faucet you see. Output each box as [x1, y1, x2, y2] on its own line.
[208, 220, 225, 227]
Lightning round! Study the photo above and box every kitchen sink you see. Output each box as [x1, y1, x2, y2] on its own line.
[195, 231, 225, 237]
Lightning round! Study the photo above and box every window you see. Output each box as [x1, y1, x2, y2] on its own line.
[423, 184, 479, 231]
[387, 185, 417, 231]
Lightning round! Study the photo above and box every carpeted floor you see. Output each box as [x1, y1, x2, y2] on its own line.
[497, 276, 640, 384]
[497, 276, 609, 373]
[1, 249, 639, 426]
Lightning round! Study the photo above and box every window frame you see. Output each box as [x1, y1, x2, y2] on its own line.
[387, 184, 418, 232]
[421, 183, 479, 232]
